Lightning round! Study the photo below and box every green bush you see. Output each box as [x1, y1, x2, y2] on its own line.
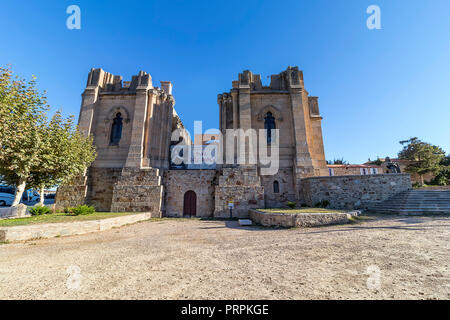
[286, 201, 297, 209]
[63, 207, 74, 214]
[314, 200, 330, 208]
[432, 169, 450, 186]
[29, 206, 51, 216]
[70, 205, 96, 216]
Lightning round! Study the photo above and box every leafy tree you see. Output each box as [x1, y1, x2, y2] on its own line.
[367, 158, 383, 166]
[441, 155, 450, 167]
[398, 137, 446, 185]
[327, 158, 348, 165]
[0, 66, 96, 206]
[27, 111, 96, 205]
[0, 66, 49, 205]
[432, 155, 450, 186]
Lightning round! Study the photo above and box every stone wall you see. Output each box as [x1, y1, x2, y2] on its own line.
[300, 174, 412, 210]
[54, 175, 89, 211]
[110, 168, 163, 217]
[214, 167, 264, 218]
[0, 204, 30, 220]
[86, 167, 122, 211]
[260, 168, 296, 208]
[164, 170, 216, 217]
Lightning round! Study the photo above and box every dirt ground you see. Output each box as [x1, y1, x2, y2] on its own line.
[0, 215, 448, 300]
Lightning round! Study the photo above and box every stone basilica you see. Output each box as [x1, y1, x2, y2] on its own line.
[55, 66, 332, 217]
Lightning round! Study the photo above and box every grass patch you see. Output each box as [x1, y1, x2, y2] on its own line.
[0, 212, 143, 227]
[348, 215, 374, 224]
[258, 208, 346, 214]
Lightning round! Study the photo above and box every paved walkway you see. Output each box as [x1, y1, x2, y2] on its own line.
[0, 215, 448, 299]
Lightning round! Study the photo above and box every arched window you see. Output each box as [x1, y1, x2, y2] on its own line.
[110, 113, 123, 145]
[264, 112, 276, 144]
[273, 180, 280, 193]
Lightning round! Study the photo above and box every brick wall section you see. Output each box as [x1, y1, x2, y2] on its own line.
[164, 170, 216, 217]
[110, 168, 163, 217]
[300, 173, 412, 210]
[214, 167, 264, 218]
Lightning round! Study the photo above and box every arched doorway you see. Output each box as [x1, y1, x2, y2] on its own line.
[183, 190, 197, 216]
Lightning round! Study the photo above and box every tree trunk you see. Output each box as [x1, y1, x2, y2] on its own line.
[12, 178, 27, 206]
[420, 174, 424, 186]
[38, 186, 45, 206]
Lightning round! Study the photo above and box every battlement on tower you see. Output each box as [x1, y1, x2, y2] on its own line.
[227, 66, 305, 93]
[85, 68, 173, 95]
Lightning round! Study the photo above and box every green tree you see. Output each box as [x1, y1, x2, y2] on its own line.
[432, 155, 450, 186]
[0, 66, 49, 205]
[0, 66, 96, 206]
[27, 111, 96, 205]
[398, 137, 446, 185]
[441, 155, 450, 167]
[327, 158, 347, 165]
[367, 158, 383, 166]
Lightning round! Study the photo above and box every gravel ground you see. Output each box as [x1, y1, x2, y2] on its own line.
[0, 215, 448, 300]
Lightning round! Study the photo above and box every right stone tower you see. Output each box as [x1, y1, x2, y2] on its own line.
[216, 66, 328, 209]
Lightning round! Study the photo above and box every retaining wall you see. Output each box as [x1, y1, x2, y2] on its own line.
[300, 174, 412, 210]
[0, 213, 149, 242]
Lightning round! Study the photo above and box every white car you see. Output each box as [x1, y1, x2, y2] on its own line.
[0, 192, 14, 206]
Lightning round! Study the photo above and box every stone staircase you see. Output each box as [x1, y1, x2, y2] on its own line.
[368, 189, 450, 215]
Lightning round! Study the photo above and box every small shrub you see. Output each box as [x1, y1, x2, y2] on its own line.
[71, 205, 95, 216]
[286, 201, 297, 209]
[63, 207, 74, 214]
[412, 182, 422, 189]
[314, 200, 330, 208]
[29, 206, 51, 216]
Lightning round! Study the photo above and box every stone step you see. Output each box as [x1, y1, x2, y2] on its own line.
[368, 207, 450, 212]
[370, 207, 450, 211]
[369, 189, 450, 215]
[379, 202, 450, 205]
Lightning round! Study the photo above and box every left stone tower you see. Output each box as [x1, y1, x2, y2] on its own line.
[55, 68, 186, 215]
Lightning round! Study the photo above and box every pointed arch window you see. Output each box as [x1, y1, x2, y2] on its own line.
[273, 180, 280, 193]
[264, 112, 276, 144]
[110, 112, 123, 145]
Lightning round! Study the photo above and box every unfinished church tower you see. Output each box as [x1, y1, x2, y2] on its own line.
[55, 68, 188, 216]
[215, 67, 328, 211]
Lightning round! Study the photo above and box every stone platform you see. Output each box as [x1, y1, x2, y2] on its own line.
[249, 209, 359, 228]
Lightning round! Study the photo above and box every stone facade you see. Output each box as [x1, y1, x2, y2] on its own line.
[164, 170, 216, 217]
[300, 174, 412, 210]
[214, 167, 265, 218]
[55, 66, 412, 218]
[327, 164, 383, 176]
[110, 168, 163, 217]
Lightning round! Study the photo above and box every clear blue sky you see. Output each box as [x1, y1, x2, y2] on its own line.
[1, 0, 449, 163]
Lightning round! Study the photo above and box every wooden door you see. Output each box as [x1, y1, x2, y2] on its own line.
[183, 191, 197, 216]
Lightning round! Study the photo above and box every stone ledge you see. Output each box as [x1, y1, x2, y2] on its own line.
[249, 209, 359, 228]
[302, 173, 410, 181]
[0, 204, 30, 220]
[0, 213, 150, 242]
